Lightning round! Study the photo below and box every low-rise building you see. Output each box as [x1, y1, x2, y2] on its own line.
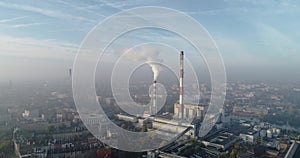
[240, 130, 259, 144]
[202, 131, 240, 151]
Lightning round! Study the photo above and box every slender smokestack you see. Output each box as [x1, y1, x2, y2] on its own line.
[69, 68, 72, 78]
[153, 80, 157, 114]
[179, 51, 184, 119]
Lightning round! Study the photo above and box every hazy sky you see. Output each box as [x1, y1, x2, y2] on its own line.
[0, 0, 299, 82]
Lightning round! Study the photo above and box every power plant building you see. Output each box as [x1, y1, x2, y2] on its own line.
[174, 103, 207, 120]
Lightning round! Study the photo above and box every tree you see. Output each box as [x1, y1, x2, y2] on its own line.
[0, 140, 10, 152]
[218, 153, 228, 158]
[58, 123, 66, 130]
[234, 142, 240, 150]
[141, 125, 148, 132]
[256, 137, 262, 145]
[230, 150, 236, 158]
[46, 124, 55, 133]
[230, 147, 238, 158]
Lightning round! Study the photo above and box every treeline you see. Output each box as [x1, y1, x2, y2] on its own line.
[262, 113, 300, 128]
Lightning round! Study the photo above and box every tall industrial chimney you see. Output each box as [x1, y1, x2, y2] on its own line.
[179, 51, 184, 119]
[69, 68, 72, 78]
[153, 80, 157, 114]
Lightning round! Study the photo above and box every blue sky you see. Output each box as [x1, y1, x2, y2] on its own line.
[0, 0, 299, 82]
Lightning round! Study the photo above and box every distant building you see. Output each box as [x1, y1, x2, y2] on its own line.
[233, 106, 268, 117]
[147, 151, 157, 158]
[239, 130, 259, 144]
[265, 140, 280, 151]
[56, 113, 64, 121]
[22, 110, 30, 118]
[202, 131, 239, 151]
[272, 127, 281, 137]
[219, 108, 231, 124]
[116, 114, 137, 122]
[22, 109, 40, 120]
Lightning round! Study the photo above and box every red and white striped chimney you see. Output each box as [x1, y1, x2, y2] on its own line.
[179, 51, 184, 119]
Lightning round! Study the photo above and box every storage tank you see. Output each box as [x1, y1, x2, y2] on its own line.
[267, 129, 272, 138]
[272, 128, 277, 134]
[276, 128, 281, 135]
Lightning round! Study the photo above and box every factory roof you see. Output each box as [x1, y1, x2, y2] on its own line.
[204, 130, 238, 146]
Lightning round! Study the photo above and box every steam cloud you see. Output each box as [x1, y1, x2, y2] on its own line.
[147, 61, 160, 80]
[124, 45, 162, 81]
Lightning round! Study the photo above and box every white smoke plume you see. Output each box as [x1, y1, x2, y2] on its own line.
[147, 61, 160, 80]
[124, 45, 162, 81]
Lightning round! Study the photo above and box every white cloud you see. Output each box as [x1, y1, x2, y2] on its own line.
[0, 1, 96, 23]
[11, 22, 45, 28]
[0, 16, 27, 23]
[190, 0, 300, 16]
[0, 35, 78, 61]
[55, 0, 107, 18]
